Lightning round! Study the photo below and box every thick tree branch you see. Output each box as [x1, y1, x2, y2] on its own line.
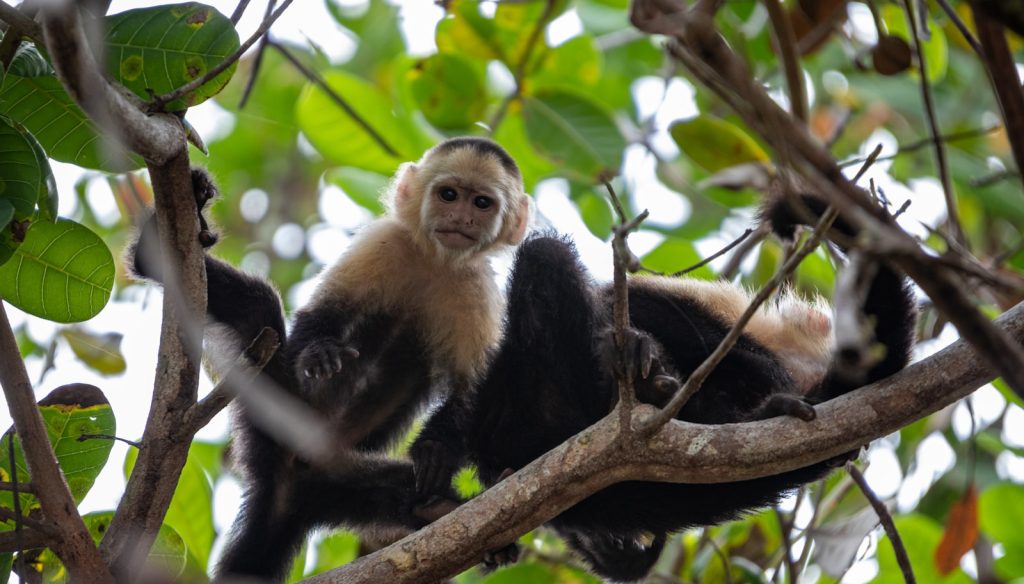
[98, 151, 207, 581]
[0, 304, 114, 582]
[307, 301, 1024, 583]
[0, 1, 41, 41]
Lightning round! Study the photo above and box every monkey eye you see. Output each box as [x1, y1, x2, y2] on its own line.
[438, 187, 458, 202]
[473, 196, 493, 210]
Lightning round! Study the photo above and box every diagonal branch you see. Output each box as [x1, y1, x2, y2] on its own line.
[0, 303, 113, 582]
[973, 8, 1024, 184]
[304, 299, 1024, 583]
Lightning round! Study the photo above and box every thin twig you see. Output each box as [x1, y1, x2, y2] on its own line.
[182, 326, 280, 435]
[237, 0, 276, 109]
[230, 0, 251, 25]
[604, 182, 648, 425]
[8, 433, 24, 576]
[641, 206, 838, 431]
[900, 0, 963, 247]
[721, 223, 770, 280]
[847, 463, 916, 584]
[0, 528, 50, 553]
[673, 228, 754, 277]
[487, 0, 557, 135]
[149, 0, 295, 109]
[838, 125, 1001, 169]
[763, 0, 806, 123]
[0, 481, 34, 493]
[77, 434, 141, 448]
[269, 39, 400, 157]
[934, 0, 982, 55]
[0, 508, 57, 537]
[774, 507, 797, 584]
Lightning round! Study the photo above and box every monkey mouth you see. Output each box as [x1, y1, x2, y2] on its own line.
[435, 229, 477, 249]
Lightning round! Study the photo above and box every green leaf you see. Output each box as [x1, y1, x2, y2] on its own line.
[8, 41, 54, 77]
[454, 466, 483, 498]
[125, 441, 217, 571]
[0, 75, 142, 171]
[309, 532, 360, 576]
[491, 111, 556, 192]
[407, 53, 487, 130]
[436, 0, 504, 62]
[571, 186, 614, 239]
[296, 70, 416, 174]
[327, 0, 405, 81]
[871, 514, 972, 584]
[105, 2, 240, 110]
[0, 200, 13, 232]
[325, 167, 388, 216]
[0, 218, 115, 323]
[881, 5, 948, 83]
[37, 512, 186, 583]
[979, 483, 1024, 550]
[670, 116, 770, 173]
[60, 327, 126, 375]
[0, 114, 55, 219]
[522, 89, 625, 183]
[531, 35, 603, 92]
[0, 384, 115, 530]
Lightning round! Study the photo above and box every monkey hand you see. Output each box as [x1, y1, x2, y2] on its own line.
[597, 327, 681, 406]
[750, 393, 817, 422]
[482, 542, 520, 572]
[410, 438, 459, 500]
[190, 167, 221, 248]
[296, 339, 360, 381]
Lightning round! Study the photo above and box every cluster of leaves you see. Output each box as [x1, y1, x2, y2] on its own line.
[2, 0, 1024, 582]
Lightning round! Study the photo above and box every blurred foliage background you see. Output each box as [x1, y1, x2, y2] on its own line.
[3, 0, 1024, 582]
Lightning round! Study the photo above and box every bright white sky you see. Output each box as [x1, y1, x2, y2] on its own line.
[2, 1, 1022, 580]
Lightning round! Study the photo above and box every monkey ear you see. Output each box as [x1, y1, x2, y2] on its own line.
[504, 196, 531, 246]
[393, 163, 418, 212]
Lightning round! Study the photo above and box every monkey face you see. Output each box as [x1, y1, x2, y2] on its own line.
[428, 184, 501, 251]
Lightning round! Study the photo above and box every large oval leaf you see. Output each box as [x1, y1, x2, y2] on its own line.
[407, 53, 487, 130]
[105, 2, 240, 110]
[0, 383, 115, 530]
[7, 41, 54, 78]
[296, 70, 416, 174]
[670, 115, 770, 174]
[522, 89, 625, 183]
[0, 75, 142, 171]
[0, 218, 114, 323]
[0, 115, 56, 220]
[61, 327, 127, 375]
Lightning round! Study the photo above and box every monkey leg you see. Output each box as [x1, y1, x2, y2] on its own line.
[561, 528, 666, 582]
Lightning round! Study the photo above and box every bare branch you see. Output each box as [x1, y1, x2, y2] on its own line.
[899, 0, 964, 246]
[973, 8, 1024, 182]
[182, 327, 280, 435]
[764, 0, 806, 123]
[99, 151, 207, 582]
[0, 528, 51, 553]
[150, 0, 295, 109]
[0, 304, 113, 582]
[238, 0, 277, 109]
[935, 0, 982, 55]
[847, 463, 916, 584]
[673, 228, 755, 277]
[0, 481, 35, 493]
[838, 126, 1001, 169]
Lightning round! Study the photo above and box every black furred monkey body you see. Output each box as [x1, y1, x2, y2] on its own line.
[412, 192, 916, 581]
[130, 137, 530, 582]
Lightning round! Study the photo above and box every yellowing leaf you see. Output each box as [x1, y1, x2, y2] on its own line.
[670, 116, 769, 174]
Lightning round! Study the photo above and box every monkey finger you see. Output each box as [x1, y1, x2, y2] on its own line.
[652, 375, 680, 395]
[638, 334, 653, 379]
[342, 347, 360, 360]
[332, 355, 344, 373]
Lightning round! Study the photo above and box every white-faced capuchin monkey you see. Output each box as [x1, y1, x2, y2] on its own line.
[130, 137, 530, 582]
